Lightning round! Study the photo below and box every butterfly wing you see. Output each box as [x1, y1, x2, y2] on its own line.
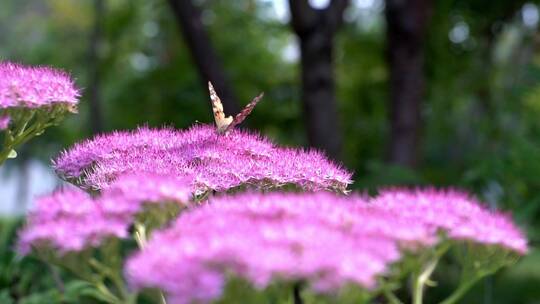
[208, 82, 233, 132]
[223, 92, 264, 134]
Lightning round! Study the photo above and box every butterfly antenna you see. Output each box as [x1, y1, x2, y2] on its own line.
[252, 92, 264, 103]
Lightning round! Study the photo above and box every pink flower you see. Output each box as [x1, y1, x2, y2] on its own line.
[53, 125, 352, 194]
[18, 173, 192, 255]
[125, 192, 413, 303]
[125, 190, 527, 303]
[17, 188, 130, 254]
[0, 62, 80, 109]
[371, 188, 528, 254]
[105, 172, 192, 206]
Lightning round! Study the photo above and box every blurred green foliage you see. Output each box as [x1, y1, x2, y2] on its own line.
[1, 0, 540, 302]
[0, 218, 97, 303]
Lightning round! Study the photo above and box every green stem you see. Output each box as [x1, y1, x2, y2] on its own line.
[0, 119, 46, 164]
[0, 130, 14, 165]
[48, 264, 65, 293]
[95, 281, 123, 304]
[160, 292, 167, 304]
[89, 258, 136, 304]
[134, 222, 147, 248]
[413, 256, 439, 304]
[133, 222, 167, 304]
[14, 110, 35, 137]
[0, 107, 63, 165]
[382, 288, 404, 304]
[90, 259, 122, 294]
[438, 276, 482, 304]
[412, 244, 450, 304]
[112, 271, 135, 303]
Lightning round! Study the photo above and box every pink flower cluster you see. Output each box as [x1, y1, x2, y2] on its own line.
[0, 61, 79, 109]
[371, 188, 528, 254]
[105, 173, 192, 204]
[18, 173, 192, 254]
[126, 193, 403, 304]
[17, 188, 129, 254]
[126, 190, 527, 304]
[53, 124, 352, 193]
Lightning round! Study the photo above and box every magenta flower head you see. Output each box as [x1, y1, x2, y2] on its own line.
[125, 192, 418, 304]
[0, 61, 79, 110]
[0, 62, 81, 165]
[53, 124, 352, 194]
[370, 188, 528, 254]
[104, 172, 193, 206]
[17, 188, 131, 254]
[18, 173, 192, 255]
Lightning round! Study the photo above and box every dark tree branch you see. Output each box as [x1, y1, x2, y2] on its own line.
[289, 0, 349, 161]
[325, 0, 348, 31]
[88, 0, 105, 134]
[289, 0, 317, 34]
[167, 0, 239, 114]
[385, 0, 431, 168]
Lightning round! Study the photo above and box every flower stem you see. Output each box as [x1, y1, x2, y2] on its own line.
[160, 292, 167, 304]
[133, 222, 167, 304]
[439, 275, 482, 304]
[413, 256, 439, 304]
[0, 118, 46, 164]
[382, 288, 404, 304]
[412, 244, 450, 304]
[89, 258, 136, 304]
[48, 264, 65, 293]
[134, 222, 147, 248]
[95, 281, 124, 304]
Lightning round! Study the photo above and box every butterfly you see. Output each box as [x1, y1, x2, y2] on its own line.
[208, 81, 264, 134]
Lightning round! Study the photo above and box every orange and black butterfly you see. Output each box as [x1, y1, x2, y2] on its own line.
[208, 82, 263, 134]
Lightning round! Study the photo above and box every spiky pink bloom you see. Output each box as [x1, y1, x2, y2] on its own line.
[0, 62, 79, 109]
[53, 124, 352, 193]
[105, 173, 192, 205]
[17, 188, 130, 254]
[370, 188, 528, 254]
[126, 192, 431, 304]
[18, 173, 192, 254]
[0, 115, 9, 130]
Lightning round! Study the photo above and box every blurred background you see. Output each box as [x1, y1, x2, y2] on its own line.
[1, 0, 540, 303]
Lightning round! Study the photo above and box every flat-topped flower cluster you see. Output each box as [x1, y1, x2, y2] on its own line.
[372, 188, 527, 253]
[18, 173, 192, 254]
[53, 124, 353, 193]
[19, 183, 528, 303]
[124, 190, 527, 304]
[0, 61, 80, 164]
[0, 61, 79, 110]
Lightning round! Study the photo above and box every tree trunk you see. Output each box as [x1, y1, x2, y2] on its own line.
[88, 0, 105, 134]
[167, 0, 239, 114]
[385, 0, 431, 168]
[289, 0, 348, 161]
